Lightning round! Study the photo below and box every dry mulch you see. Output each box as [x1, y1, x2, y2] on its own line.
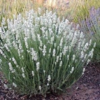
[0, 63, 100, 100]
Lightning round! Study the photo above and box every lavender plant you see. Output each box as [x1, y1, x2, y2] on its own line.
[69, 0, 100, 23]
[79, 7, 100, 61]
[79, 7, 100, 34]
[0, 9, 94, 96]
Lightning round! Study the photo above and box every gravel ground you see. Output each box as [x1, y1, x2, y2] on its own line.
[0, 63, 100, 100]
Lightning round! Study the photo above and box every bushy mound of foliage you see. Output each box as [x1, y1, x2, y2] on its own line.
[0, 9, 94, 96]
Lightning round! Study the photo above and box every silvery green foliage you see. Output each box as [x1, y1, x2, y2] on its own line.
[79, 7, 100, 61]
[0, 9, 94, 95]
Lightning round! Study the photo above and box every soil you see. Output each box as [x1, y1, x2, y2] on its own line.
[61, 63, 100, 100]
[0, 63, 100, 100]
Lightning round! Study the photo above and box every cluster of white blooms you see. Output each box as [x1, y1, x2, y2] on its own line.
[24, 37, 28, 49]
[88, 49, 94, 58]
[8, 62, 15, 73]
[47, 75, 51, 82]
[32, 71, 34, 76]
[39, 86, 41, 91]
[36, 62, 40, 71]
[4, 84, 8, 89]
[70, 67, 74, 74]
[21, 67, 24, 73]
[53, 49, 56, 57]
[42, 45, 46, 56]
[4, 44, 10, 52]
[0, 49, 6, 58]
[72, 55, 75, 61]
[82, 68, 85, 75]
[31, 48, 38, 61]
[22, 73, 25, 78]
[0, 27, 2, 33]
[0, 9, 95, 93]
[12, 57, 17, 65]
[12, 82, 17, 88]
[59, 61, 62, 67]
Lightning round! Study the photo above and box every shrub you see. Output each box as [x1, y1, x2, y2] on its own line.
[79, 7, 100, 62]
[69, 0, 100, 23]
[0, 9, 94, 96]
[79, 7, 100, 33]
[0, 0, 44, 26]
[0, 0, 32, 25]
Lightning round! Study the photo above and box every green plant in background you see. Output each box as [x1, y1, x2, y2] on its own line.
[68, 0, 100, 23]
[0, 0, 45, 26]
[78, 7, 100, 62]
[93, 34, 100, 62]
[44, 0, 100, 23]
[0, 9, 94, 96]
[0, 0, 30, 25]
[88, 8, 100, 62]
[91, 20, 100, 62]
[68, 0, 100, 62]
